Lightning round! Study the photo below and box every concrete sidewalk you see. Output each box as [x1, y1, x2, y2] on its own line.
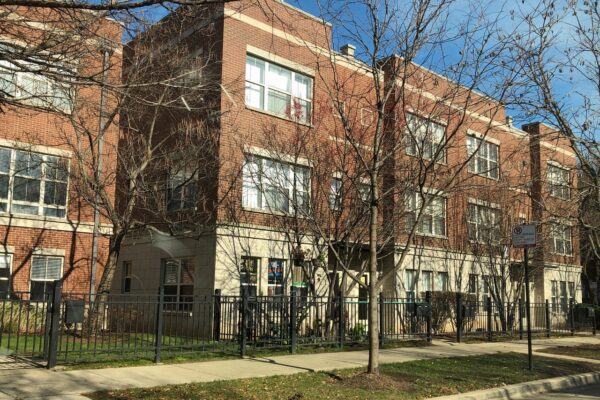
[0, 336, 598, 400]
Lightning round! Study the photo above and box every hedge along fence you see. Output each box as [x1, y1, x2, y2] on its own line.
[0, 299, 48, 334]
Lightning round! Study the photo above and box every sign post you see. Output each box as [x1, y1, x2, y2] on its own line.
[512, 224, 536, 371]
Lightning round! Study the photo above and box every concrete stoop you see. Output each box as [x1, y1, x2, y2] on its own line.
[431, 371, 600, 400]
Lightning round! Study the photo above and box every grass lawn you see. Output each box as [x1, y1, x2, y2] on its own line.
[538, 343, 600, 360]
[88, 352, 598, 400]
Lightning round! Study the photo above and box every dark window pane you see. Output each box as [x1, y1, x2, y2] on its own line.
[30, 281, 49, 302]
[0, 175, 8, 199]
[13, 177, 41, 202]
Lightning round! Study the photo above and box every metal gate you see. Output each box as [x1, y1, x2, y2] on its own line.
[0, 290, 50, 368]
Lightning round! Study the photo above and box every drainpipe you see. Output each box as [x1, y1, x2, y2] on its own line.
[90, 48, 111, 298]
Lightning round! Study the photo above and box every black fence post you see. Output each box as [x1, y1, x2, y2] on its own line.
[487, 296, 493, 342]
[519, 299, 524, 340]
[213, 289, 221, 342]
[379, 292, 385, 348]
[290, 286, 297, 354]
[46, 280, 63, 369]
[593, 309, 597, 336]
[338, 290, 344, 349]
[240, 286, 248, 358]
[545, 299, 551, 338]
[154, 284, 164, 363]
[426, 291, 432, 343]
[456, 292, 463, 343]
[569, 298, 575, 336]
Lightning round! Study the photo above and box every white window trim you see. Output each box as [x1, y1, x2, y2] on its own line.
[360, 107, 374, 126]
[404, 112, 447, 163]
[467, 201, 501, 244]
[467, 134, 500, 180]
[245, 54, 313, 125]
[405, 191, 447, 238]
[547, 162, 571, 200]
[0, 253, 12, 296]
[0, 147, 70, 219]
[549, 222, 573, 256]
[242, 153, 311, 215]
[29, 255, 64, 299]
[466, 129, 501, 145]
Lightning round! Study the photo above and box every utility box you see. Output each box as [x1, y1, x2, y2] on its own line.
[64, 300, 85, 324]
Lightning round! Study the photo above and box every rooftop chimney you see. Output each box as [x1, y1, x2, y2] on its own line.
[506, 116, 514, 127]
[340, 44, 356, 58]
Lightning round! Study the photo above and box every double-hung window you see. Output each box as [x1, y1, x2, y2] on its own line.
[467, 136, 499, 179]
[166, 170, 197, 211]
[421, 271, 433, 293]
[0, 148, 68, 218]
[122, 261, 132, 294]
[404, 269, 416, 300]
[467, 203, 501, 243]
[547, 164, 570, 199]
[30, 255, 62, 301]
[330, 177, 342, 211]
[551, 280, 559, 311]
[468, 274, 478, 301]
[0, 254, 11, 296]
[550, 223, 572, 256]
[162, 258, 194, 312]
[405, 192, 446, 236]
[242, 154, 310, 214]
[436, 272, 449, 292]
[240, 257, 258, 297]
[405, 113, 446, 162]
[245, 55, 313, 124]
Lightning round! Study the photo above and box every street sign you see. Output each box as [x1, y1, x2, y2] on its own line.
[512, 224, 536, 248]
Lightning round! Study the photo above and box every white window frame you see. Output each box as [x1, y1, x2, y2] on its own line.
[550, 223, 572, 256]
[329, 176, 342, 211]
[421, 270, 433, 294]
[551, 280, 559, 312]
[436, 271, 449, 292]
[0, 147, 69, 219]
[547, 163, 570, 200]
[467, 202, 501, 244]
[162, 258, 195, 313]
[267, 258, 285, 296]
[467, 135, 499, 179]
[405, 192, 447, 237]
[360, 107, 374, 126]
[404, 269, 416, 300]
[0, 59, 73, 113]
[122, 261, 132, 294]
[405, 113, 446, 163]
[242, 154, 310, 214]
[29, 255, 63, 301]
[245, 54, 313, 124]
[0, 254, 12, 297]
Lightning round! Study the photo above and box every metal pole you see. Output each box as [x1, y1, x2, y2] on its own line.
[90, 49, 111, 298]
[426, 291, 432, 343]
[379, 292, 384, 348]
[290, 287, 297, 354]
[524, 247, 533, 371]
[487, 296, 493, 342]
[154, 284, 164, 363]
[456, 292, 463, 343]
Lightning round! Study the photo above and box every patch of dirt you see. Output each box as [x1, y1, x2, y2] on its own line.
[331, 372, 413, 392]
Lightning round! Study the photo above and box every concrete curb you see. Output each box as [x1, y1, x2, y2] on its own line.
[430, 371, 600, 400]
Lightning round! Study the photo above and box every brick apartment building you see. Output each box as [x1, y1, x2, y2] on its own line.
[0, 7, 121, 298]
[115, 0, 581, 317]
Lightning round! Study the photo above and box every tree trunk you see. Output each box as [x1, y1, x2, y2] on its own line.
[368, 194, 379, 374]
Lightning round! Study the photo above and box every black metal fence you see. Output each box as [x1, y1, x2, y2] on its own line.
[0, 283, 597, 368]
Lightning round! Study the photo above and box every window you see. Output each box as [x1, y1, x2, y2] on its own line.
[30, 255, 62, 301]
[405, 192, 446, 236]
[267, 259, 284, 296]
[421, 270, 433, 293]
[242, 154, 310, 214]
[162, 258, 194, 312]
[0, 148, 68, 218]
[405, 269, 416, 300]
[240, 257, 258, 297]
[547, 164, 570, 199]
[122, 261, 132, 294]
[166, 171, 197, 211]
[467, 203, 501, 243]
[467, 136, 499, 179]
[330, 177, 342, 211]
[550, 223, 572, 256]
[360, 108, 374, 126]
[245, 55, 313, 124]
[551, 280, 559, 311]
[0, 255, 11, 296]
[0, 60, 72, 112]
[560, 280, 568, 313]
[568, 282, 575, 303]
[405, 113, 446, 162]
[468, 274, 478, 299]
[436, 272, 449, 292]
[357, 182, 370, 206]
